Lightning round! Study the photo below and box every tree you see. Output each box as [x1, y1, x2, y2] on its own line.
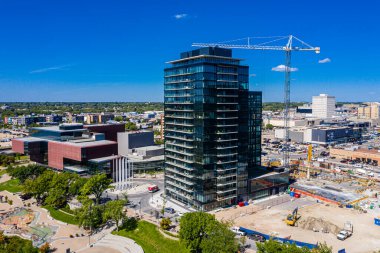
[23, 170, 55, 204]
[80, 173, 113, 204]
[256, 240, 332, 253]
[200, 220, 238, 253]
[39, 242, 50, 253]
[0, 231, 5, 244]
[114, 116, 123, 122]
[179, 212, 237, 253]
[160, 218, 172, 230]
[265, 123, 274, 130]
[125, 122, 138, 131]
[8, 164, 46, 183]
[103, 200, 127, 231]
[75, 202, 104, 230]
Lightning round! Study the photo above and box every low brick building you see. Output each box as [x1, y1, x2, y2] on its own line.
[330, 148, 380, 164]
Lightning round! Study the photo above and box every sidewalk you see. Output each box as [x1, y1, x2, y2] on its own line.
[149, 194, 195, 213]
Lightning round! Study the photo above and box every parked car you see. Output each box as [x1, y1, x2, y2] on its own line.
[231, 227, 246, 236]
[164, 207, 175, 214]
[248, 234, 266, 242]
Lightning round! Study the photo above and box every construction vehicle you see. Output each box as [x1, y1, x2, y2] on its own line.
[193, 36, 320, 170]
[263, 158, 281, 168]
[285, 207, 299, 226]
[337, 221, 353, 240]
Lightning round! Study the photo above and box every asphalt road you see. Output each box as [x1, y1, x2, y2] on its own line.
[104, 177, 164, 215]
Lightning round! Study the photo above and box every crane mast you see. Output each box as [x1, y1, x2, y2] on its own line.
[192, 35, 320, 169]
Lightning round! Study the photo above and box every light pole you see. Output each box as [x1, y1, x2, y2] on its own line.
[88, 203, 92, 246]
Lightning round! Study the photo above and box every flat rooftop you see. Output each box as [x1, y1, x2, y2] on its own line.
[134, 145, 164, 151]
[66, 140, 116, 147]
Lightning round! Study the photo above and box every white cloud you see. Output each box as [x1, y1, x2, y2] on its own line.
[318, 58, 331, 64]
[271, 64, 298, 72]
[174, 13, 188, 20]
[249, 73, 256, 77]
[30, 64, 71, 74]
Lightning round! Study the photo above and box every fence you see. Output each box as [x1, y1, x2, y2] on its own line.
[226, 195, 291, 220]
[239, 227, 318, 249]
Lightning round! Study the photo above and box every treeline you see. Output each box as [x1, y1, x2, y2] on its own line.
[8, 165, 130, 232]
[0, 102, 164, 118]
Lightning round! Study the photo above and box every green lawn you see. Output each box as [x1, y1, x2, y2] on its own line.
[0, 169, 7, 176]
[113, 221, 189, 253]
[42, 206, 78, 225]
[0, 178, 22, 192]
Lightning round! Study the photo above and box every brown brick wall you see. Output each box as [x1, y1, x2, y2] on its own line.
[12, 139, 25, 154]
[48, 142, 82, 170]
[84, 124, 125, 141]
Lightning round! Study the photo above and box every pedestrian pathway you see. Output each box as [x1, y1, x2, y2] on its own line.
[90, 233, 144, 253]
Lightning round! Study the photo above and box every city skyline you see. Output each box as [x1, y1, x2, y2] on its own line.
[1, 0, 380, 102]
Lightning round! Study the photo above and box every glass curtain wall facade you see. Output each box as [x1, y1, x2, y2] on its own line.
[164, 47, 261, 211]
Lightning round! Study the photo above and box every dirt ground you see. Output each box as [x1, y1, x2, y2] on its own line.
[215, 196, 380, 253]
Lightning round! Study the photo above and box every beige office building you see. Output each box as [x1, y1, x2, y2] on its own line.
[358, 102, 380, 119]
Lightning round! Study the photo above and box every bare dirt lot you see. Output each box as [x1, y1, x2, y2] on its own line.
[215, 196, 380, 253]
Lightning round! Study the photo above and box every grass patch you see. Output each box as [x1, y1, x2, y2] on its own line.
[113, 221, 189, 253]
[0, 169, 7, 176]
[17, 155, 29, 161]
[162, 229, 179, 238]
[61, 205, 75, 214]
[42, 206, 78, 225]
[0, 178, 22, 192]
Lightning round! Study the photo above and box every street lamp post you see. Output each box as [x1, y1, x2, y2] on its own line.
[139, 200, 142, 217]
[88, 204, 92, 246]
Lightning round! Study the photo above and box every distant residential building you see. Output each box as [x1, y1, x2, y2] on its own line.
[358, 102, 380, 119]
[99, 113, 115, 123]
[312, 94, 336, 118]
[296, 104, 313, 114]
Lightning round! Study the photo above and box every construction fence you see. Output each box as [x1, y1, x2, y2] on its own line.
[225, 195, 291, 220]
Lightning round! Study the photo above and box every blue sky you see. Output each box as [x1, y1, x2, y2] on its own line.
[0, 0, 379, 102]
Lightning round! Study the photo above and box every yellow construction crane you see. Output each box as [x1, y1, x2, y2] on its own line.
[193, 36, 320, 169]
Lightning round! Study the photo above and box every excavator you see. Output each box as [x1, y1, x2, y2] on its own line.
[285, 207, 300, 226]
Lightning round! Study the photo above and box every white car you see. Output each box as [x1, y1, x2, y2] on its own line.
[231, 227, 246, 236]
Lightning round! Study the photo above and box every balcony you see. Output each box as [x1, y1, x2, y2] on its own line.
[217, 160, 238, 165]
[165, 115, 194, 119]
[216, 181, 236, 187]
[165, 185, 193, 200]
[216, 109, 238, 112]
[216, 138, 238, 142]
[165, 128, 194, 134]
[216, 167, 237, 172]
[216, 131, 238, 135]
[165, 173, 195, 186]
[166, 180, 194, 193]
[165, 140, 194, 149]
[165, 147, 194, 156]
[216, 188, 236, 194]
[217, 194, 236, 201]
[165, 108, 194, 112]
[165, 101, 194, 105]
[165, 167, 195, 178]
[216, 145, 238, 150]
[165, 135, 194, 142]
[165, 161, 195, 171]
[165, 154, 194, 163]
[166, 122, 194, 127]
